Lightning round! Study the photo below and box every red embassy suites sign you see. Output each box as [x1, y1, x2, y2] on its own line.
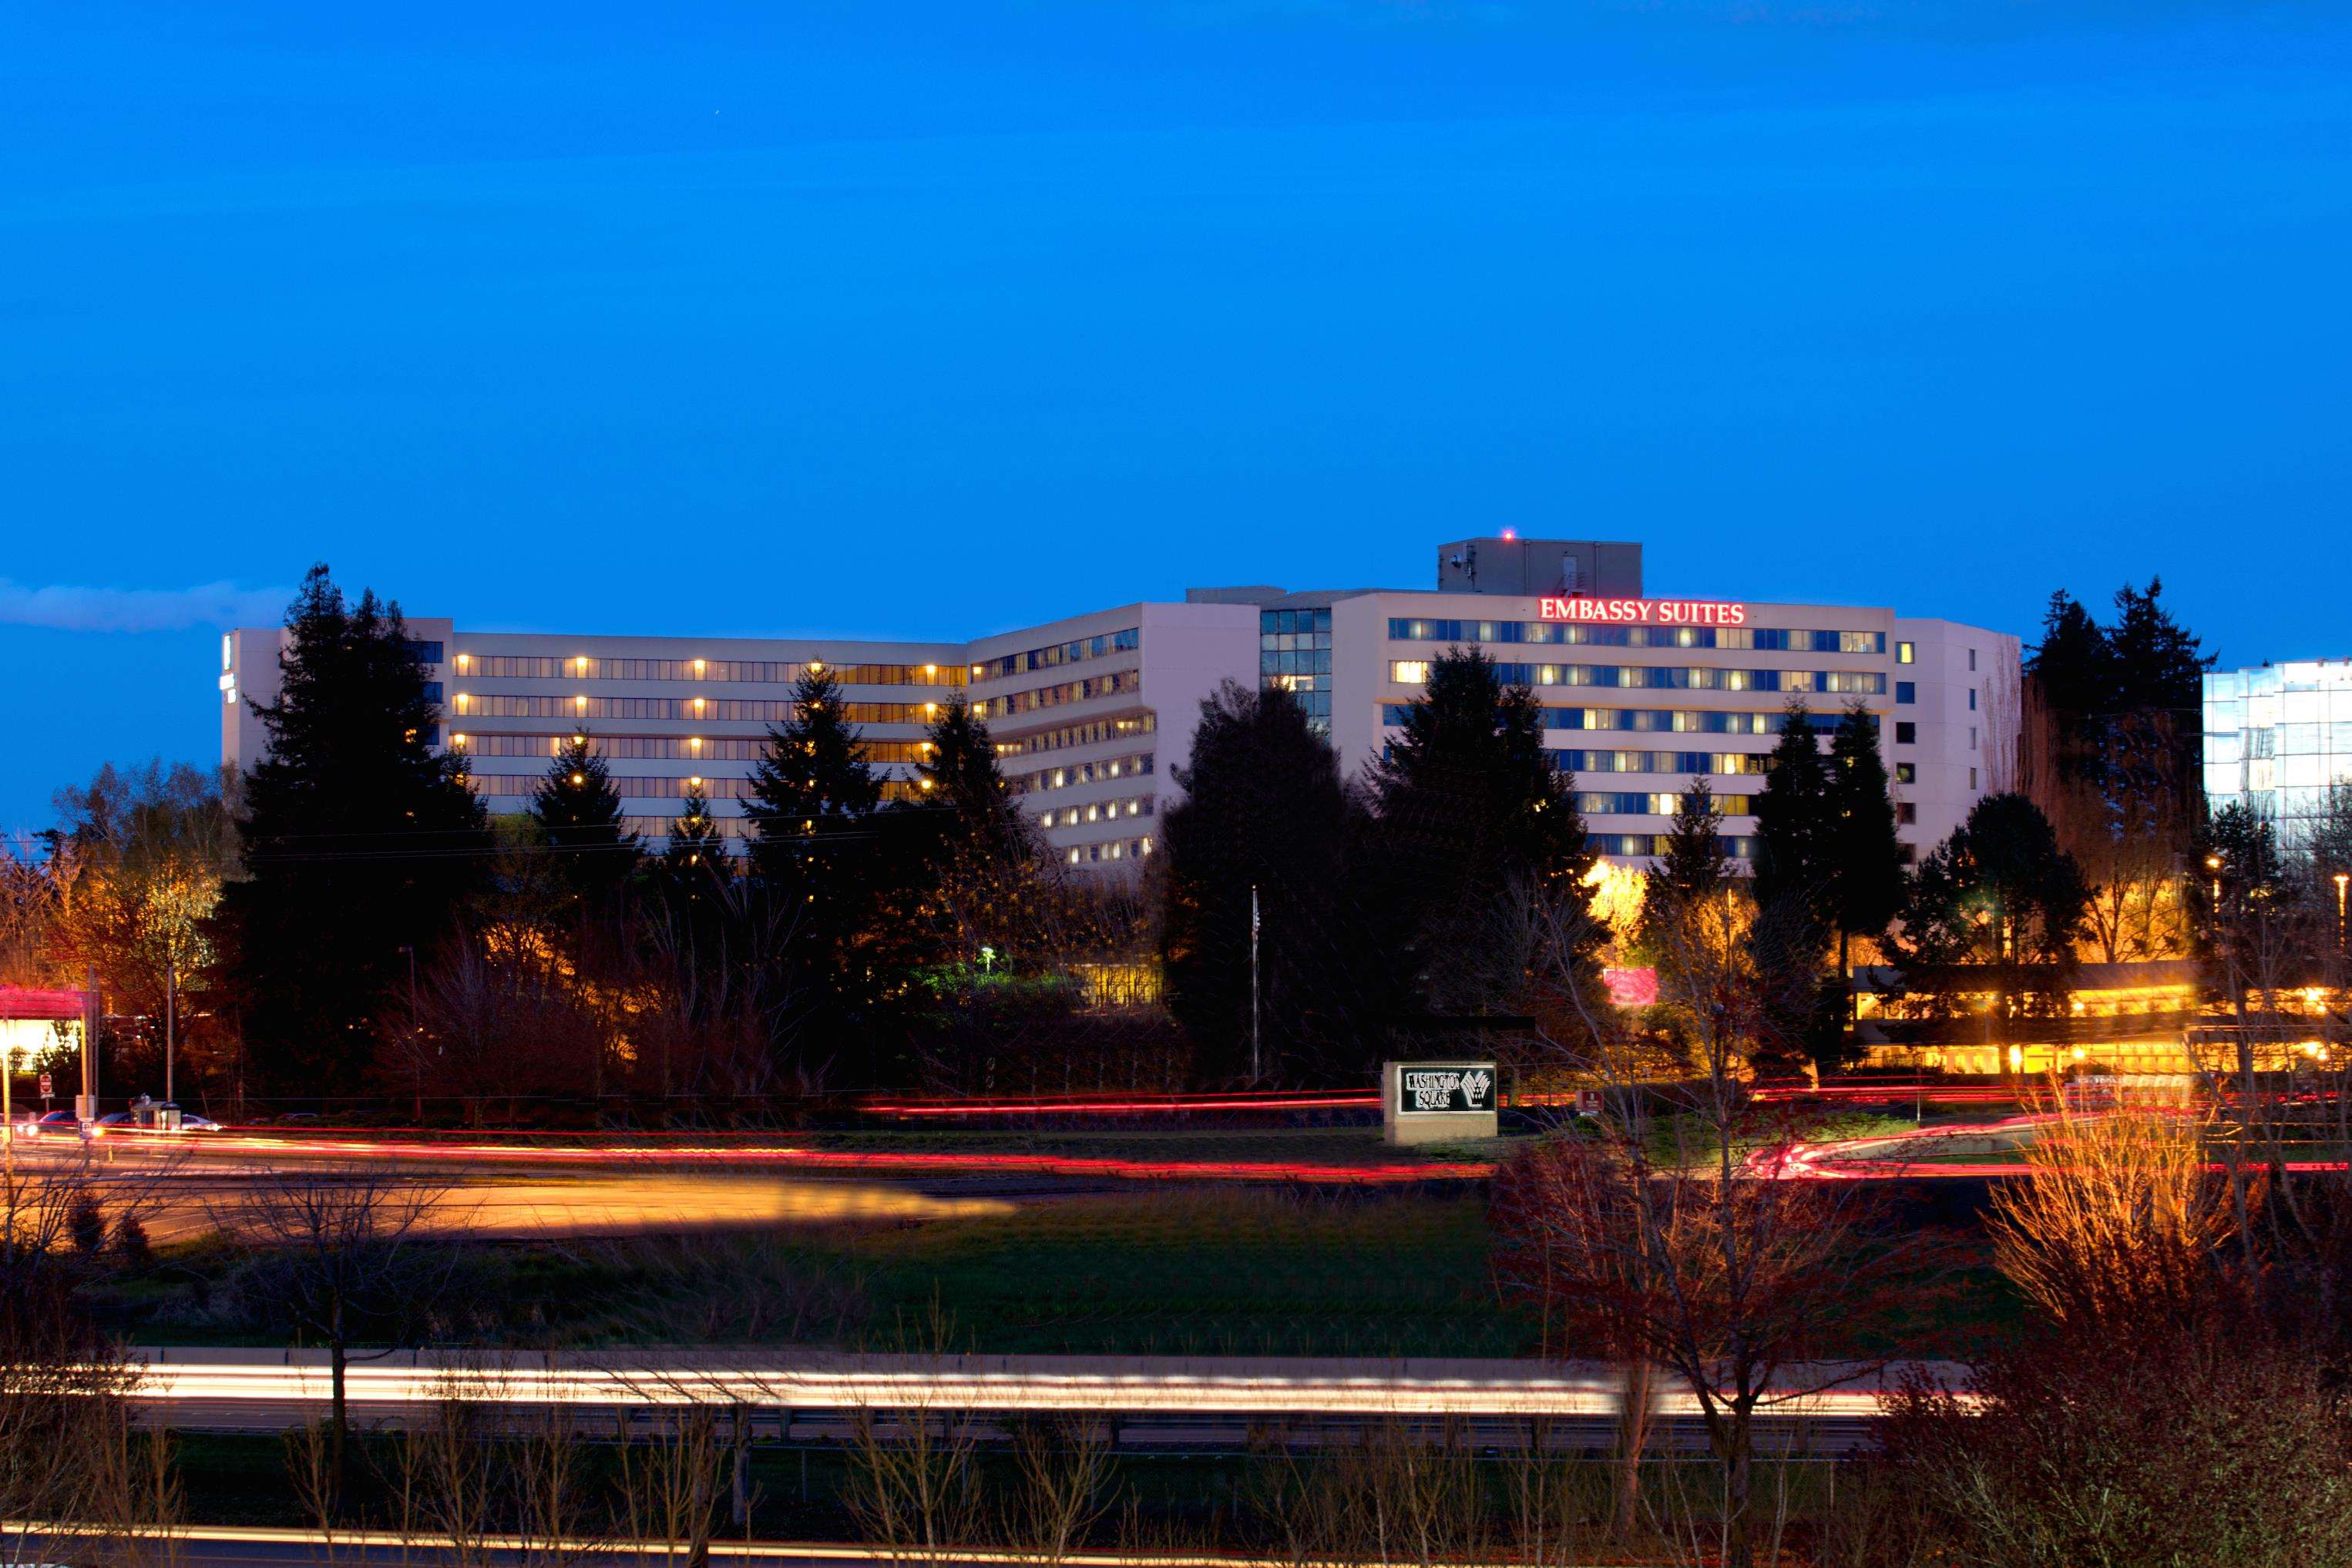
[1539, 596, 1748, 626]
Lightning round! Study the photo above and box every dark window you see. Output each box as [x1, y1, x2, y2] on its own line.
[421, 681, 442, 701]
[1897, 801, 1917, 825]
[1895, 762, 1917, 784]
[402, 639, 445, 664]
[1895, 721, 1917, 745]
[1896, 681, 1916, 704]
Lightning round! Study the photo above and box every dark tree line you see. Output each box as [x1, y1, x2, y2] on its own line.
[1161, 650, 1607, 1086]
[183, 566, 1150, 1111]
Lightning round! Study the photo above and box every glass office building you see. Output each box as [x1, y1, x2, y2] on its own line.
[2202, 660, 2352, 846]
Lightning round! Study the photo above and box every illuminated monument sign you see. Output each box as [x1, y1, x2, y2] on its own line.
[1539, 597, 1749, 626]
[1383, 1061, 1500, 1146]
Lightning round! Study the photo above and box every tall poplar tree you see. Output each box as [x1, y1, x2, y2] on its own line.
[214, 566, 487, 1098]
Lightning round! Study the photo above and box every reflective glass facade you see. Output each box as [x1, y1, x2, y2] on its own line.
[2203, 660, 2352, 846]
[1262, 608, 1334, 727]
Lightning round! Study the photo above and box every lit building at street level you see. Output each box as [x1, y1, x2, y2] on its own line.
[220, 536, 2016, 871]
[2202, 658, 2352, 849]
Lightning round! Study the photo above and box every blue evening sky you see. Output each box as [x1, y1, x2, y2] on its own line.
[4, 1, 2348, 830]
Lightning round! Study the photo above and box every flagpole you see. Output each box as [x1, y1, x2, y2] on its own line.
[1250, 884, 1261, 1083]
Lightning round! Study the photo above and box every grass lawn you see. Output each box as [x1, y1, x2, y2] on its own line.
[107, 1173, 2030, 1363]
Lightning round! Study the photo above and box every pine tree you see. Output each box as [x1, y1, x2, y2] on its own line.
[900, 695, 1037, 960]
[1752, 704, 1834, 920]
[1161, 681, 1383, 1085]
[916, 696, 1024, 860]
[1370, 649, 1600, 1018]
[529, 732, 640, 908]
[744, 666, 882, 882]
[1824, 703, 1906, 996]
[1639, 777, 1732, 959]
[650, 784, 734, 955]
[742, 666, 885, 1058]
[213, 565, 488, 1097]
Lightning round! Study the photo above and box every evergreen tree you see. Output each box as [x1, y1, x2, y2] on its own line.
[1898, 793, 2091, 1037]
[916, 696, 1026, 862]
[2023, 590, 2113, 780]
[741, 666, 884, 1064]
[1161, 681, 1383, 1084]
[650, 785, 735, 964]
[213, 565, 488, 1097]
[1824, 703, 1907, 999]
[1750, 703, 1835, 926]
[529, 732, 640, 909]
[744, 666, 882, 882]
[1638, 777, 1733, 959]
[1746, 704, 1840, 1066]
[659, 786, 731, 883]
[1370, 649, 1600, 1019]
[901, 695, 1038, 959]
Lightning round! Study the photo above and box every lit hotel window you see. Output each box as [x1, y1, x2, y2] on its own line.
[1897, 641, 1916, 665]
[1390, 660, 1430, 684]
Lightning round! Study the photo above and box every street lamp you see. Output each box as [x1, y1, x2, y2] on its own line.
[2206, 854, 2224, 930]
[2335, 871, 2349, 951]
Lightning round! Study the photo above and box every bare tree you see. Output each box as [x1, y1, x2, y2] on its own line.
[213, 1166, 462, 1511]
[1496, 872, 1933, 1568]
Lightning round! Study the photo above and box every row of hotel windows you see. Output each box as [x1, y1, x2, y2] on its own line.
[1007, 753, 1156, 794]
[1591, 834, 1759, 858]
[449, 732, 935, 764]
[1067, 836, 1154, 865]
[623, 814, 751, 841]
[479, 777, 931, 804]
[1551, 749, 1767, 775]
[992, 712, 1158, 760]
[973, 670, 1141, 720]
[450, 655, 966, 687]
[472, 774, 758, 801]
[1037, 795, 1156, 829]
[1572, 792, 1757, 817]
[452, 695, 947, 724]
[1388, 619, 1888, 654]
[1380, 705, 1873, 736]
[1389, 662, 1887, 695]
[973, 627, 1139, 681]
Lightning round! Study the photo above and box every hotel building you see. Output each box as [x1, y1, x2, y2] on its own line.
[2202, 658, 2352, 848]
[221, 536, 2016, 871]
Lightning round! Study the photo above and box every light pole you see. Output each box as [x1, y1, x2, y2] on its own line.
[2334, 871, 2348, 952]
[163, 940, 176, 1109]
[2206, 853, 2224, 932]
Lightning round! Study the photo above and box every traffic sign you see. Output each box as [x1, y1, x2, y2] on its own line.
[37, 1073, 51, 1099]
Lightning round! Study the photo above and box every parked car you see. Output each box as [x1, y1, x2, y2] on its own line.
[169, 1107, 223, 1132]
[27, 1110, 80, 1138]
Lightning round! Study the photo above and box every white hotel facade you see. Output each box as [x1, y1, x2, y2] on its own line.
[222, 536, 2017, 871]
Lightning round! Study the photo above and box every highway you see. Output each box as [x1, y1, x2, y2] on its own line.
[2, 1525, 1238, 1568]
[124, 1345, 1948, 1456]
